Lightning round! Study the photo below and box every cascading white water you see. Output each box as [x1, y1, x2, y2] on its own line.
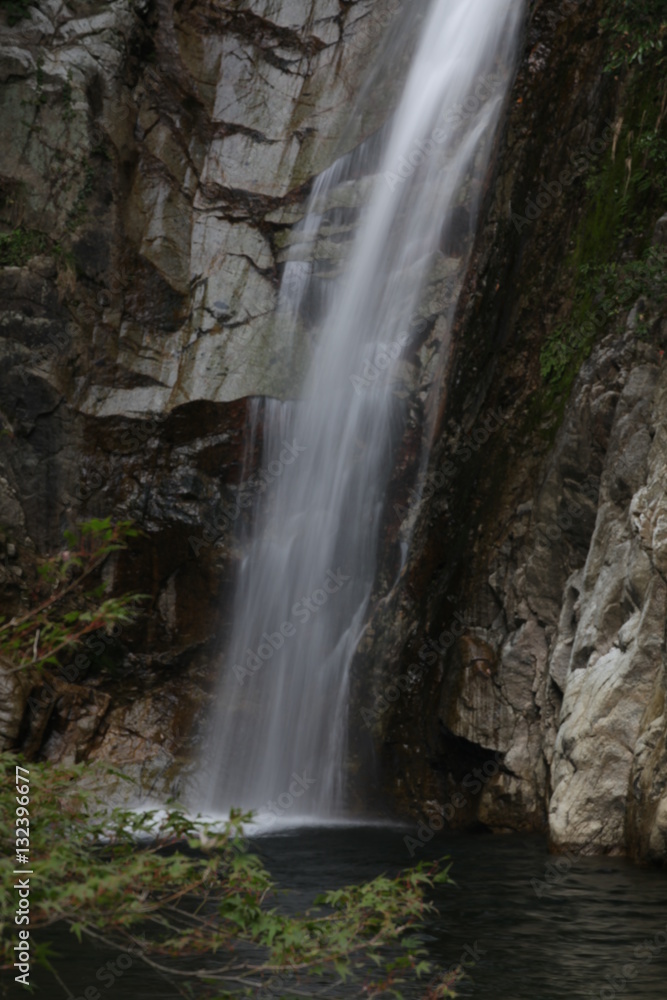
[202, 0, 524, 821]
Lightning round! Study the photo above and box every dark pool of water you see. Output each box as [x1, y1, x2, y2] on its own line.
[18, 826, 667, 999]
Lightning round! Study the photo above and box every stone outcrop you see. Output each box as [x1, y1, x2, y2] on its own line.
[356, 0, 667, 864]
[2, 0, 667, 865]
[437, 326, 667, 857]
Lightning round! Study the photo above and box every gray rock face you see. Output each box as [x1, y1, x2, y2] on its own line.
[0, 656, 28, 750]
[423, 330, 667, 857]
[0, 0, 404, 792]
[0, 0, 421, 562]
[549, 363, 667, 853]
[1, 0, 402, 413]
[347, 0, 667, 864]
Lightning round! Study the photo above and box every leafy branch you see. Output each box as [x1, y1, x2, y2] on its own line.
[601, 0, 667, 71]
[0, 755, 457, 999]
[0, 518, 145, 672]
[540, 245, 667, 389]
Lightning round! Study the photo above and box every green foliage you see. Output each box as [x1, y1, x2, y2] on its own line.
[631, 127, 667, 203]
[0, 227, 47, 267]
[0, 755, 456, 998]
[572, 92, 666, 269]
[0, 518, 145, 671]
[541, 245, 667, 389]
[537, 12, 667, 413]
[66, 159, 96, 230]
[601, 0, 667, 70]
[0, 0, 35, 26]
[578, 247, 667, 324]
[540, 322, 593, 389]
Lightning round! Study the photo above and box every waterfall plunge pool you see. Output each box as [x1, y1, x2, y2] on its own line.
[31, 826, 667, 1000]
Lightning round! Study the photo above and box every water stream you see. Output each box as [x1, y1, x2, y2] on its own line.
[202, 0, 524, 819]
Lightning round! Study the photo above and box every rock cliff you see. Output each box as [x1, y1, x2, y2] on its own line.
[0, 0, 404, 791]
[361, 0, 667, 864]
[1, 0, 666, 863]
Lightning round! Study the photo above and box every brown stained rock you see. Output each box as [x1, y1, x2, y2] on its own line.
[459, 634, 498, 678]
[20, 674, 112, 763]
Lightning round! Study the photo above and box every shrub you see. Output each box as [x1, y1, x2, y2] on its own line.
[0, 755, 456, 998]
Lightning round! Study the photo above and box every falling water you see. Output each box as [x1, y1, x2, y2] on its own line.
[202, 0, 524, 820]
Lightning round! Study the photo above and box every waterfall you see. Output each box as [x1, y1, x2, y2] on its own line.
[201, 0, 524, 822]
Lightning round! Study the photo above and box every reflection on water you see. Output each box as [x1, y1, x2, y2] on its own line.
[24, 827, 667, 999]
[255, 827, 667, 1000]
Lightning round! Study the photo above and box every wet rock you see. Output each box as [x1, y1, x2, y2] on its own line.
[355, 0, 667, 864]
[0, 660, 29, 751]
[0, 0, 402, 789]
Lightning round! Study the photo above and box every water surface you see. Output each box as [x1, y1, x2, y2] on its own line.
[29, 827, 667, 1000]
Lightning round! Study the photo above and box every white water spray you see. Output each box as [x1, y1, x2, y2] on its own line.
[201, 0, 524, 821]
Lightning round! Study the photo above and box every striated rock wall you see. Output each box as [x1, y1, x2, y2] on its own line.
[548, 332, 667, 858]
[0, 0, 402, 420]
[443, 321, 667, 858]
[362, 0, 667, 863]
[0, 0, 403, 789]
